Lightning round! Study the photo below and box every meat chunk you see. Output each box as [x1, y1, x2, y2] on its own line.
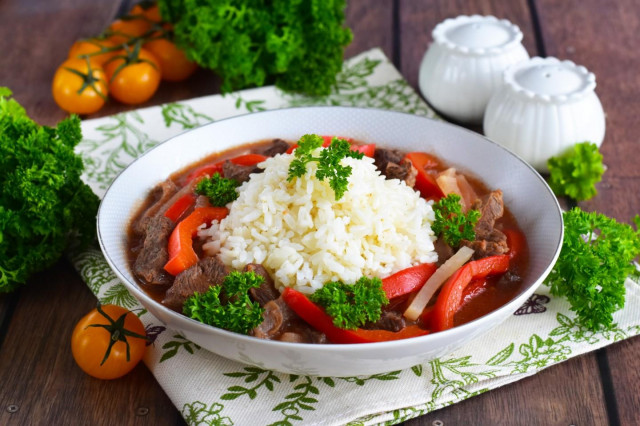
[434, 237, 454, 265]
[462, 190, 509, 258]
[222, 160, 261, 183]
[251, 297, 296, 339]
[373, 148, 416, 187]
[244, 264, 280, 306]
[374, 148, 405, 171]
[132, 179, 178, 235]
[162, 256, 229, 311]
[258, 138, 290, 157]
[384, 160, 411, 181]
[474, 190, 504, 235]
[278, 328, 328, 344]
[361, 311, 406, 332]
[133, 215, 175, 287]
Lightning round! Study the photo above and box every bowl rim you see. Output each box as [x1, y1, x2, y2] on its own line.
[97, 105, 564, 352]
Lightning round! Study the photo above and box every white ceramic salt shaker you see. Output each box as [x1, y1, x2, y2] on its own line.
[483, 56, 605, 172]
[419, 15, 529, 124]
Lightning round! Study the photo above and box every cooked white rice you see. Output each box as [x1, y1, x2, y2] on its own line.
[199, 147, 437, 294]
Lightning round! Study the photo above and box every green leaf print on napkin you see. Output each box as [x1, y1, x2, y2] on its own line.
[221, 367, 281, 400]
[77, 112, 159, 190]
[160, 334, 202, 362]
[182, 401, 233, 426]
[161, 103, 213, 129]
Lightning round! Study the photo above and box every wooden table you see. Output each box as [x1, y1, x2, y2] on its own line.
[1, 0, 638, 424]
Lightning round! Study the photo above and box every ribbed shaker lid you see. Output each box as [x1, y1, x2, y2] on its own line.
[432, 15, 524, 55]
[503, 56, 596, 102]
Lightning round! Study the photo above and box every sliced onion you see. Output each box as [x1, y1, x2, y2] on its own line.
[403, 246, 474, 321]
[436, 169, 462, 198]
[455, 174, 478, 212]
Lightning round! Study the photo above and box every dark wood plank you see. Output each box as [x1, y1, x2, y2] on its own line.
[0, 259, 181, 425]
[534, 1, 640, 424]
[345, 0, 395, 62]
[0, 0, 124, 126]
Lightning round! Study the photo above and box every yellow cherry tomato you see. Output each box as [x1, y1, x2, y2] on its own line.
[144, 37, 197, 82]
[134, 3, 163, 23]
[104, 48, 161, 105]
[68, 38, 118, 66]
[108, 15, 152, 45]
[52, 58, 108, 114]
[71, 304, 147, 380]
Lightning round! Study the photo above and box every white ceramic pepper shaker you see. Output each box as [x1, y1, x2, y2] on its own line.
[483, 56, 605, 172]
[419, 15, 529, 124]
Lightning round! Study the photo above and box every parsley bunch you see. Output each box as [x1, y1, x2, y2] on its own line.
[432, 194, 481, 247]
[545, 208, 640, 331]
[310, 277, 389, 330]
[195, 173, 239, 206]
[0, 88, 99, 293]
[183, 271, 265, 335]
[547, 142, 604, 201]
[157, 0, 352, 95]
[287, 134, 364, 200]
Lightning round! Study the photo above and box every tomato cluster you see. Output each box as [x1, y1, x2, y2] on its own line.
[52, 2, 197, 114]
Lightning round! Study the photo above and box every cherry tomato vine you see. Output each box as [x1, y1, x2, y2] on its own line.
[53, 1, 197, 114]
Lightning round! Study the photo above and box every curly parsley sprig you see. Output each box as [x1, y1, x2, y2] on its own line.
[547, 142, 604, 201]
[310, 277, 389, 330]
[432, 194, 481, 247]
[545, 208, 640, 331]
[287, 134, 364, 200]
[183, 271, 265, 335]
[195, 172, 239, 206]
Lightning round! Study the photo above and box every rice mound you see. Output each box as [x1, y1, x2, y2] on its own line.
[201, 148, 437, 294]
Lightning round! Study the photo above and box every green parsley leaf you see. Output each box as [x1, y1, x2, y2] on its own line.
[547, 142, 604, 201]
[545, 208, 640, 331]
[195, 172, 239, 206]
[158, 0, 352, 95]
[432, 194, 481, 247]
[183, 270, 265, 335]
[0, 87, 99, 293]
[310, 277, 389, 330]
[287, 134, 364, 200]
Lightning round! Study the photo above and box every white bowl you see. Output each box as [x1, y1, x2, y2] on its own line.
[419, 15, 530, 124]
[484, 57, 605, 172]
[98, 107, 563, 377]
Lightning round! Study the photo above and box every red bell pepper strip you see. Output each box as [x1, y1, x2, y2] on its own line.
[282, 288, 429, 344]
[164, 207, 229, 276]
[286, 136, 360, 155]
[350, 143, 376, 157]
[286, 137, 333, 154]
[229, 153, 268, 166]
[185, 154, 268, 182]
[461, 278, 488, 302]
[421, 305, 435, 329]
[404, 152, 445, 200]
[163, 193, 196, 222]
[185, 162, 224, 183]
[504, 228, 527, 260]
[382, 263, 437, 299]
[431, 255, 510, 332]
